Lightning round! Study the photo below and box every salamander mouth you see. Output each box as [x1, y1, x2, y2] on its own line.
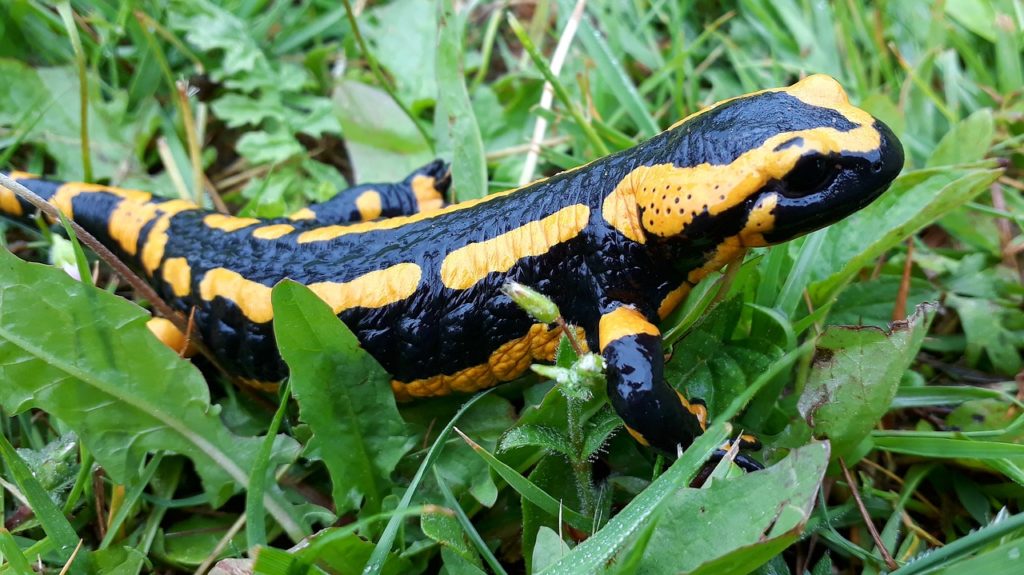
[762, 119, 904, 244]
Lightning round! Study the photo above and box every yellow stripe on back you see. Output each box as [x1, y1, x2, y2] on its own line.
[204, 213, 260, 232]
[439, 204, 591, 290]
[251, 224, 295, 240]
[199, 263, 423, 323]
[307, 263, 422, 314]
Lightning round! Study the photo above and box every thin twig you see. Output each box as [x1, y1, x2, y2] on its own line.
[893, 238, 913, 321]
[0, 173, 188, 334]
[555, 316, 585, 357]
[519, 0, 588, 185]
[840, 457, 898, 571]
[341, 0, 433, 150]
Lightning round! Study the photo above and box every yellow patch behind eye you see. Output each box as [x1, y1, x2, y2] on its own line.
[251, 224, 295, 240]
[440, 204, 591, 290]
[204, 213, 260, 232]
[354, 190, 383, 220]
[602, 172, 646, 244]
[598, 307, 659, 351]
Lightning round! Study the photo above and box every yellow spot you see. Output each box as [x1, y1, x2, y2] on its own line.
[50, 182, 151, 219]
[599, 307, 659, 351]
[411, 174, 444, 212]
[204, 213, 260, 232]
[602, 174, 646, 243]
[355, 190, 383, 220]
[679, 393, 708, 431]
[146, 317, 196, 358]
[624, 426, 650, 447]
[198, 268, 275, 323]
[658, 282, 692, 320]
[162, 257, 192, 297]
[0, 184, 22, 217]
[440, 204, 591, 290]
[108, 201, 160, 255]
[288, 207, 316, 221]
[306, 263, 422, 313]
[297, 185, 524, 244]
[251, 224, 295, 240]
[140, 200, 199, 274]
[392, 324, 587, 400]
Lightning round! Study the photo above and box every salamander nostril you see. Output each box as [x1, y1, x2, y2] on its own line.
[871, 161, 883, 174]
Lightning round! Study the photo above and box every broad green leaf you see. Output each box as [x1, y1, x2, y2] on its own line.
[151, 515, 246, 569]
[0, 59, 153, 181]
[810, 166, 1000, 302]
[0, 249, 305, 539]
[436, 0, 488, 200]
[272, 280, 413, 515]
[538, 424, 729, 574]
[422, 507, 481, 567]
[828, 276, 939, 328]
[926, 109, 995, 167]
[533, 526, 572, 573]
[666, 299, 783, 415]
[798, 303, 935, 459]
[636, 442, 829, 575]
[363, 0, 438, 104]
[91, 546, 147, 575]
[947, 293, 1023, 375]
[333, 79, 433, 183]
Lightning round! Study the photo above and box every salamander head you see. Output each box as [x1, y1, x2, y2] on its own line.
[618, 75, 903, 247]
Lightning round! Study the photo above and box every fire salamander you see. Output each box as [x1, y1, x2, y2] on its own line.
[0, 75, 903, 459]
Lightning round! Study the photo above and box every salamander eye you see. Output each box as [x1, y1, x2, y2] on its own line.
[781, 156, 837, 197]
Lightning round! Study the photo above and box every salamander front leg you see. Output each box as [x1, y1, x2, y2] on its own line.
[599, 306, 703, 454]
[598, 306, 763, 470]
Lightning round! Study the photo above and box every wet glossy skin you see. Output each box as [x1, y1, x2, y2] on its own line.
[0, 75, 904, 456]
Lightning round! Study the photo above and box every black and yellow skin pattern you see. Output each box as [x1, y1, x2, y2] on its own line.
[0, 75, 904, 458]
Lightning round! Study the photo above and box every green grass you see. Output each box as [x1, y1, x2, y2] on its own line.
[1, 0, 1023, 573]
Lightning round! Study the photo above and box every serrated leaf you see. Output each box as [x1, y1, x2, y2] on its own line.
[799, 303, 935, 459]
[0, 248, 305, 539]
[635, 442, 829, 575]
[272, 280, 413, 515]
[235, 130, 304, 164]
